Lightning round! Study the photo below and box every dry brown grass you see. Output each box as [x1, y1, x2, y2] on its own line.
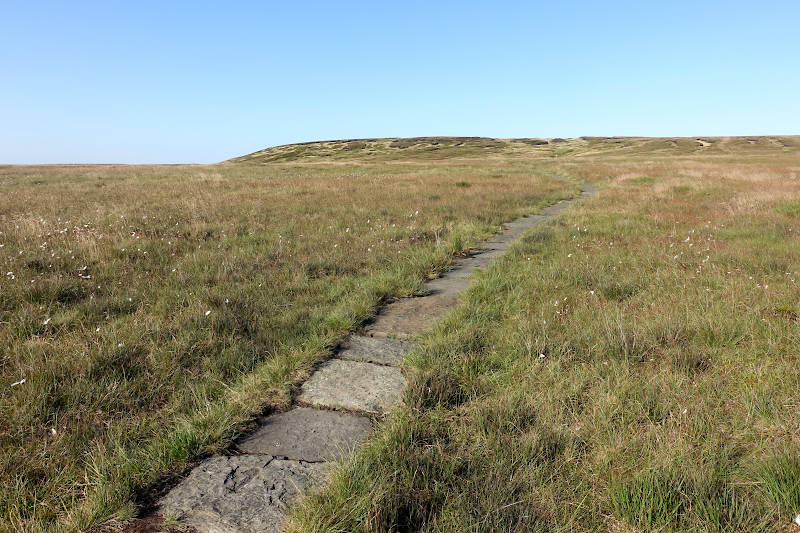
[0, 159, 574, 531]
[290, 137, 800, 533]
[3, 136, 799, 531]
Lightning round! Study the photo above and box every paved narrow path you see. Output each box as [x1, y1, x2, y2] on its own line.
[158, 183, 596, 532]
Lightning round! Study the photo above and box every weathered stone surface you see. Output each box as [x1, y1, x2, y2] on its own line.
[425, 274, 471, 296]
[338, 335, 416, 365]
[504, 215, 547, 234]
[446, 263, 478, 278]
[238, 407, 371, 461]
[366, 274, 472, 337]
[366, 292, 457, 338]
[472, 247, 506, 262]
[540, 200, 570, 216]
[474, 239, 508, 251]
[451, 252, 493, 275]
[483, 234, 517, 245]
[477, 241, 512, 252]
[159, 455, 327, 533]
[298, 359, 405, 415]
[446, 265, 476, 278]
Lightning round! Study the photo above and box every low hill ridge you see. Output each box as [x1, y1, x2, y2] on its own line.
[228, 136, 800, 163]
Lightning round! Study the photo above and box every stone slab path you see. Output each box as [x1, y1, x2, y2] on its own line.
[238, 408, 371, 461]
[159, 456, 327, 533]
[336, 335, 415, 365]
[158, 183, 595, 532]
[298, 359, 405, 415]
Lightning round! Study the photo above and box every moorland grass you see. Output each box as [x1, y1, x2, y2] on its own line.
[0, 160, 576, 531]
[230, 136, 800, 164]
[290, 150, 800, 532]
[3, 137, 799, 532]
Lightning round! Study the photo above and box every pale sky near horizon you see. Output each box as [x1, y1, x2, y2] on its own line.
[2, 1, 799, 164]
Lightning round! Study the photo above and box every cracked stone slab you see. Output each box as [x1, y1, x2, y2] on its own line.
[338, 335, 416, 365]
[159, 455, 327, 533]
[298, 359, 405, 415]
[366, 292, 458, 338]
[365, 275, 471, 338]
[238, 407, 371, 461]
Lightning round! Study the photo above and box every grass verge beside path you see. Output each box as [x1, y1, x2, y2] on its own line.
[0, 162, 576, 531]
[291, 161, 800, 532]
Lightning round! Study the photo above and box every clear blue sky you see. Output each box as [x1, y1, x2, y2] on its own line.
[2, 1, 799, 164]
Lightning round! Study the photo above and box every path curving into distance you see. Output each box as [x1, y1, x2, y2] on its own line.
[158, 182, 597, 532]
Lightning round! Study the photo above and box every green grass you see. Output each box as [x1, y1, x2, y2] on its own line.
[290, 153, 800, 532]
[628, 176, 656, 185]
[3, 136, 800, 531]
[0, 161, 576, 531]
[776, 200, 800, 218]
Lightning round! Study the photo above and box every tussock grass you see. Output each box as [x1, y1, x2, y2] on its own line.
[4, 137, 799, 531]
[291, 148, 800, 532]
[0, 161, 575, 531]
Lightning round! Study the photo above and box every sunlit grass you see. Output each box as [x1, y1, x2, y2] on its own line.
[4, 136, 799, 531]
[0, 160, 575, 531]
[290, 145, 800, 532]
